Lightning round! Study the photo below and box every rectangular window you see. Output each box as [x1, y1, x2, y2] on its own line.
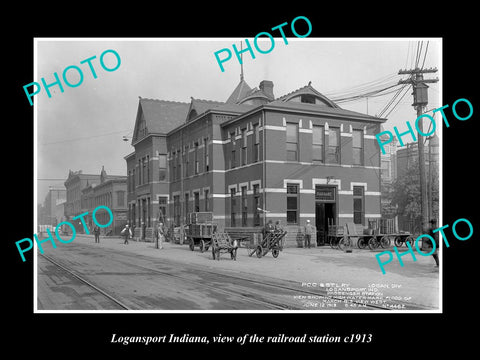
[147, 155, 150, 183]
[142, 157, 147, 184]
[253, 123, 260, 162]
[312, 125, 324, 163]
[327, 127, 340, 164]
[352, 129, 364, 165]
[286, 183, 299, 224]
[158, 197, 167, 223]
[204, 189, 209, 211]
[159, 154, 167, 181]
[241, 128, 247, 165]
[184, 193, 190, 223]
[353, 186, 365, 225]
[184, 146, 189, 177]
[194, 192, 200, 212]
[230, 132, 236, 169]
[173, 195, 180, 226]
[286, 123, 299, 161]
[204, 138, 209, 172]
[381, 160, 390, 180]
[138, 159, 142, 184]
[194, 142, 199, 174]
[253, 184, 260, 226]
[241, 186, 248, 226]
[176, 151, 181, 180]
[230, 188, 236, 227]
[117, 191, 125, 207]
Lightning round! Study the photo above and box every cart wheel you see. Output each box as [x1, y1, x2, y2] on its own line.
[189, 239, 194, 251]
[212, 246, 216, 260]
[357, 237, 367, 249]
[272, 249, 280, 258]
[337, 236, 346, 251]
[405, 236, 415, 248]
[380, 236, 391, 248]
[256, 245, 263, 258]
[394, 236, 403, 247]
[329, 236, 337, 249]
[199, 240, 205, 253]
[368, 237, 377, 250]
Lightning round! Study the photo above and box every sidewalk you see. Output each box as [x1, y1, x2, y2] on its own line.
[70, 234, 440, 310]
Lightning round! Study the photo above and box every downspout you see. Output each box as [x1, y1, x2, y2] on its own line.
[262, 109, 266, 227]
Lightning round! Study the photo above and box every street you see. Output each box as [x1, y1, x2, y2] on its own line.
[36, 234, 439, 311]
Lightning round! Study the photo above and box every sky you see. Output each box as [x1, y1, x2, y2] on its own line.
[35, 38, 441, 204]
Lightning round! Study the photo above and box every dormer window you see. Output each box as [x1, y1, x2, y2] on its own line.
[301, 94, 316, 104]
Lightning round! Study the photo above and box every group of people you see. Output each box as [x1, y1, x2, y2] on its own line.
[263, 219, 315, 248]
[119, 222, 166, 249]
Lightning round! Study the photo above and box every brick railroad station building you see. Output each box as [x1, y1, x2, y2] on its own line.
[125, 77, 385, 246]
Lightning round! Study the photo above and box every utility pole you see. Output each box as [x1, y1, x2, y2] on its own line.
[398, 67, 438, 234]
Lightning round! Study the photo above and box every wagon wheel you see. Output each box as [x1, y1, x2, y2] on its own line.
[394, 236, 403, 247]
[357, 237, 367, 249]
[212, 246, 216, 260]
[337, 236, 347, 251]
[256, 245, 263, 258]
[272, 248, 280, 258]
[329, 236, 337, 249]
[380, 236, 391, 248]
[189, 238, 194, 251]
[199, 239, 205, 253]
[368, 237, 377, 251]
[405, 236, 415, 249]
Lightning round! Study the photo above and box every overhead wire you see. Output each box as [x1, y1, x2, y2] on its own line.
[40, 129, 133, 146]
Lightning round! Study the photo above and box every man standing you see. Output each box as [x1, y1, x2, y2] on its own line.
[304, 220, 314, 249]
[121, 224, 130, 245]
[93, 225, 100, 243]
[157, 222, 165, 249]
[428, 219, 439, 267]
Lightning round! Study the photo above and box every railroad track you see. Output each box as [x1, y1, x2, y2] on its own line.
[39, 253, 131, 310]
[39, 243, 397, 311]
[39, 251, 293, 310]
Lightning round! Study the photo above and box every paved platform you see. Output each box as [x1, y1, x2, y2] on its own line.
[48, 233, 440, 310]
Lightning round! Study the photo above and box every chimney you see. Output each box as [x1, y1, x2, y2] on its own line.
[259, 80, 274, 100]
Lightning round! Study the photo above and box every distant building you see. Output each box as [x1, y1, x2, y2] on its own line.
[81, 166, 128, 235]
[395, 134, 439, 228]
[64, 167, 127, 234]
[379, 130, 398, 218]
[43, 186, 66, 226]
[126, 77, 386, 247]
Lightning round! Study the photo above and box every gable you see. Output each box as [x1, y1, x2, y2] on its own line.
[275, 83, 339, 108]
[131, 98, 190, 144]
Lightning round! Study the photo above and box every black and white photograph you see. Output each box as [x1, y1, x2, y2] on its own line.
[7, 8, 479, 354]
[33, 38, 441, 312]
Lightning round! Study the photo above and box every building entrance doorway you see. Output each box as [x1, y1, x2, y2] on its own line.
[315, 203, 336, 245]
[314, 186, 337, 246]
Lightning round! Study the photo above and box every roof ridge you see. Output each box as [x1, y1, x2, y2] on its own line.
[139, 97, 190, 105]
[191, 98, 224, 104]
[276, 84, 310, 100]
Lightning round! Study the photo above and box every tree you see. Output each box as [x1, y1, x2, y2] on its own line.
[392, 157, 439, 231]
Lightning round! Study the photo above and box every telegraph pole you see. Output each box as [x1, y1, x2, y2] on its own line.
[398, 67, 438, 234]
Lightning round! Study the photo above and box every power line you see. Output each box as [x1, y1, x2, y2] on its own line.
[325, 73, 399, 98]
[383, 84, 412, 119]
[420, 41, 430, 70]
[40, 129, 132, 146]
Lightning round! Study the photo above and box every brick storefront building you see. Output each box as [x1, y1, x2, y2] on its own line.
[126, 78, 385, 246]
